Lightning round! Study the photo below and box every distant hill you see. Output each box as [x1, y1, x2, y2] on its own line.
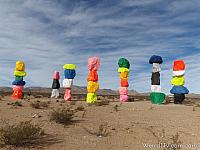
[187, 93, 200, 98]
[0, 86, 138, 95]
[1, 87, 199, 98]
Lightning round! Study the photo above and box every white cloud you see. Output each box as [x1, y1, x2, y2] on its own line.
[0, 0, 199, 94]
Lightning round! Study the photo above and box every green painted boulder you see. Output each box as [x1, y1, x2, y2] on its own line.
[150, 92, 165, 104]
[118, 58, 130, 69]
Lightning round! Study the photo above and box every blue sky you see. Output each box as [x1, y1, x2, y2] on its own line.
[0, 0, 199, 94]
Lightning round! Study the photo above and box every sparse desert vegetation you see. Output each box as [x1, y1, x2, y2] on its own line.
[30, 100, 49, 109]
[83, 122, 110, 137]
[0, 121, 44, 147]
[7, 101, 23, 107]
[49, 107, 75, 125]
[0, 95, 199, 149]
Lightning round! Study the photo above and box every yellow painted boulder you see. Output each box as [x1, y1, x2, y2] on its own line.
[120, 71, 129, 80]
[171, 76, 185, 86]
[63, 64, 76, 70]
[86, 93, 97, 103]
[87, 81, 99, 93]
[14, 70, 27, 77]
[15, 61, 25, 71]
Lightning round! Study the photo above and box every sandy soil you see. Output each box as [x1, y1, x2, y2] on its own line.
[0, 96, 200, 150]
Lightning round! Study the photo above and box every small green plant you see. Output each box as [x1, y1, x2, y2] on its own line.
[0, 121, 44, 147]
[30, 101, 49, 109]
[49, 107, 74, 125]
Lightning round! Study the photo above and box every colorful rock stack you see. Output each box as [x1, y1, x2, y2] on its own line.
[170, 60, 189, 104]
[149, 55, 165, 104]
[12, 61, 26, 99]
[51, 71, 60, 98]
[63, 64, 76, 101]
[86, 57, 100, 104]
[118, 58, 130, 102]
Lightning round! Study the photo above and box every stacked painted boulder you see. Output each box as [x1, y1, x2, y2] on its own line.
[51, 71, 60, 98]
[118, 58, 130, 102]
[63, 64, 76, 101]
[12, 61, 26, 99]
[149, 55, 165, 104]
[86, 57, 100, 104]
[170, 60, 189, 104]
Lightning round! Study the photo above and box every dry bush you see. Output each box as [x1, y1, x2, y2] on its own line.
[30, 101, 49, 109]
[168, 132, 182, 150]
[34, 95, 43, 98]
[69, 101, 76, 105]
[113, 104, 120, 112]
[81, 111, 86, 118]
[165, 98, 171, 104]
[192, 106, 196, 111]
[192, 103, 200, 111]
[83, 122, 110, 137]
[0, 121, 44, 147]
[146, 126, 182, 150]
[7, 101, 23, 107]
[49, 107, 74, 125]
[95, 100, 110, 106]
[30, 102, 40, 109]
[96, 122, 110, 137]
[195, 103, 200, 107]
[97, 96, 104, 100]
[149, 106, 154, 110]
[76, 105, 85, 111]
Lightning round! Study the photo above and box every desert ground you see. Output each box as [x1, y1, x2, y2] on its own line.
[0, 95, 200, 150]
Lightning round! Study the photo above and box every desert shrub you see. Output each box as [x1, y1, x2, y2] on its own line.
[97, 96, 104, 100]
[0, 121, 44, 147]
[76, 105, 85, 111]
[69, 101, 76, 105]
[7, 101, 23, 107]
[30, 101, 49, 109]
[49, 107, 74, 125]
[95, 100, 110, 106]
[83, 122, 110, 137]
[34, 95, 43, 98]
[96, 122, 109, 137]
[192, 106, 196, 111]
[40, 101, 49, 108]
[30, 101, 40, 109]
[113, 105, 120, 112]
[195, 103, 200, 107]
[146, 127, 182, 150]
[168, 132, 182, 150]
